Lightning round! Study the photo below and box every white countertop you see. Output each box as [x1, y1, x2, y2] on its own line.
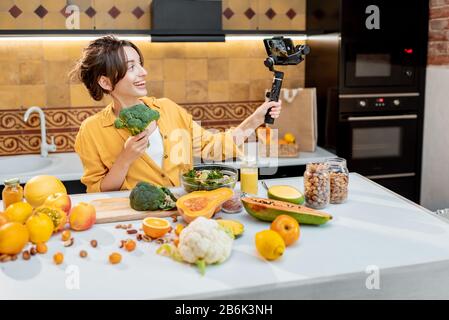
[0, 146, 335, 184]
[1, 173, 449, 299]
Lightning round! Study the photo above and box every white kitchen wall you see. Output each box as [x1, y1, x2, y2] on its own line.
[421, 66, 449, 211]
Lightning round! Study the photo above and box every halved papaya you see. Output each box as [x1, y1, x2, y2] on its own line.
[242, 197, 332, 225]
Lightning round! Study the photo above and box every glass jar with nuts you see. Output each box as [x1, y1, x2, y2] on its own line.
[303, 162, 330, 209]
[326, 157, 349, 204]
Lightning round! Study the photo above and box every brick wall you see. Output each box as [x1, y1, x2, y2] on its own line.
[429, 0, 449, 65]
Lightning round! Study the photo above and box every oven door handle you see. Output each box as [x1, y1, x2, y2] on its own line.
[346, 114, 418, 122]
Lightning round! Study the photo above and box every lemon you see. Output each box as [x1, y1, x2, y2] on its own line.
[0, 222, 29, 255]
[26, 212, 54, 244]
[284, 133, 296, 144]
[5, 202, 33, 224]
[255, 230, 285, 260]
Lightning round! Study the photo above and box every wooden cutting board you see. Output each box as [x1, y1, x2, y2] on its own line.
[91, 197, 178, 224]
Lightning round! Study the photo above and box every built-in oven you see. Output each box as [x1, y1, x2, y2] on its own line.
[334, 94, 421, 201]
[337, 113, 418, 176]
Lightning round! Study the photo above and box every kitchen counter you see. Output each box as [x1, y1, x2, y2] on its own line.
[0, 146, 335, 184]
[1, 173, 449, 299]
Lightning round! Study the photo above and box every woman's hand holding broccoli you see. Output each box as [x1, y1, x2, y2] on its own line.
[121, 120, 157, 165]
[100, 126, 153, 192]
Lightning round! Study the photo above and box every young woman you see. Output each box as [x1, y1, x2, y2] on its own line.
[71, 35, 281, 193]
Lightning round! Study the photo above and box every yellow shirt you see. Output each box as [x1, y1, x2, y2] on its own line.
[74, 96, 242, 193]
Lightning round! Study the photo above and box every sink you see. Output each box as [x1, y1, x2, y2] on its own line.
[0, 155, 53, 175]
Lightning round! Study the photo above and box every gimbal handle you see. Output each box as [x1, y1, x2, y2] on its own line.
[264, 70, 284, 124]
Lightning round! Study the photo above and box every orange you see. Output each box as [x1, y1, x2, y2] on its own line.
[0, 212, 9, 227]
[5, 202, 33, 224]
[0, 222, 29, 255]
[255, 230, 285, 261]
[142, 217, 171, 239]
[270, 215, 300, 246]
[284, 133, 296, 144]
[25, 212, 54, 244]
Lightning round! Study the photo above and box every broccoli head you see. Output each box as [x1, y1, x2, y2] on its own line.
[114, 103, 160, 136]
[129, 181, 177, 211]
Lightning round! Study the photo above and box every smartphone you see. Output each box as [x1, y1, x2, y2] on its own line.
[263, 37, 296, 61]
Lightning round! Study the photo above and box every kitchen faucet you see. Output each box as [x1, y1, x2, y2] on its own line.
[23, 106, 56, 157]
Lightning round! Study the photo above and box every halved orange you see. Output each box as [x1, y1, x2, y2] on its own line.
[142, 217, 171, 239]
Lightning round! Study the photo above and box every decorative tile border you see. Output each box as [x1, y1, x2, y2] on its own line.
[0, 101, 262, 156]
[5, 3, 148, 21]
[1, 0, 304, 30]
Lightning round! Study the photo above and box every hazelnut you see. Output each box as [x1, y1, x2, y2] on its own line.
[63, 238, 74, 247]
[22, 251, 30, 261]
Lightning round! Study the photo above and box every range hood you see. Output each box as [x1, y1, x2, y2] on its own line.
[151, 0, 224, 42]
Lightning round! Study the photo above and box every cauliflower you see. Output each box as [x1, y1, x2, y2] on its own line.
[157, 217, 234, 275]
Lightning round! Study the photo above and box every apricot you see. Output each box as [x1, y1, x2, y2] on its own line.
[44, 193, 71, 216]
[69, 202, 96, 231]
[36, 242, 47, 254]
[53, 252, 64, 265]
[109, 252, 122, 264]
[124, 239, 136, 252]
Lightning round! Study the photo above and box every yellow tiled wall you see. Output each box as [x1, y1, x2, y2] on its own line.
[0, 39, 305, 109]
[0, 0, 305, 31]
[0, 0, 306, 108]
[0, 0, 307, 156]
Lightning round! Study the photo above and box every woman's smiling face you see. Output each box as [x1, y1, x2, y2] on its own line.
[112, 46, 148, 100]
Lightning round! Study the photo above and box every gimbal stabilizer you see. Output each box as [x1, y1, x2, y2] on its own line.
[263, 36, 310, 124]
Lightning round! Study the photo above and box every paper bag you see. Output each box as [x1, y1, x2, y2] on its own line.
[266, 88, 318, 152]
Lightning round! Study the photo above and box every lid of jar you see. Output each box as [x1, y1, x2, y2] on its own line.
[326, 157, 347, 167]
[4, 178, 20, 186]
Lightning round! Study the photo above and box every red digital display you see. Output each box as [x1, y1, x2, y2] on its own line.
[376, 98, 384, 103]
[404, 48, 413, 54]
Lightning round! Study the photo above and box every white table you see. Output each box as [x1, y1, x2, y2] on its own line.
[1, 173, 448, 299]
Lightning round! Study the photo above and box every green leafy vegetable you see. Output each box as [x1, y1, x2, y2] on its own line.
[207, 169, 224, 180]
[182, 168, 233, 192]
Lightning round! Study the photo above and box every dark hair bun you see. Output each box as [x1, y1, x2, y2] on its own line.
[69, 35, 144, 102]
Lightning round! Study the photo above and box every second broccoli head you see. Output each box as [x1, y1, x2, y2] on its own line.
[129, 181, 177, 211]
[114, 103, 160, 136]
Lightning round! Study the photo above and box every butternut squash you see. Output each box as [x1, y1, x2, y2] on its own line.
[176, 188, 234, 223]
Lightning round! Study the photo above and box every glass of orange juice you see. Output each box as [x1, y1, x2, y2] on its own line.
[240, 158, 259, 195]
